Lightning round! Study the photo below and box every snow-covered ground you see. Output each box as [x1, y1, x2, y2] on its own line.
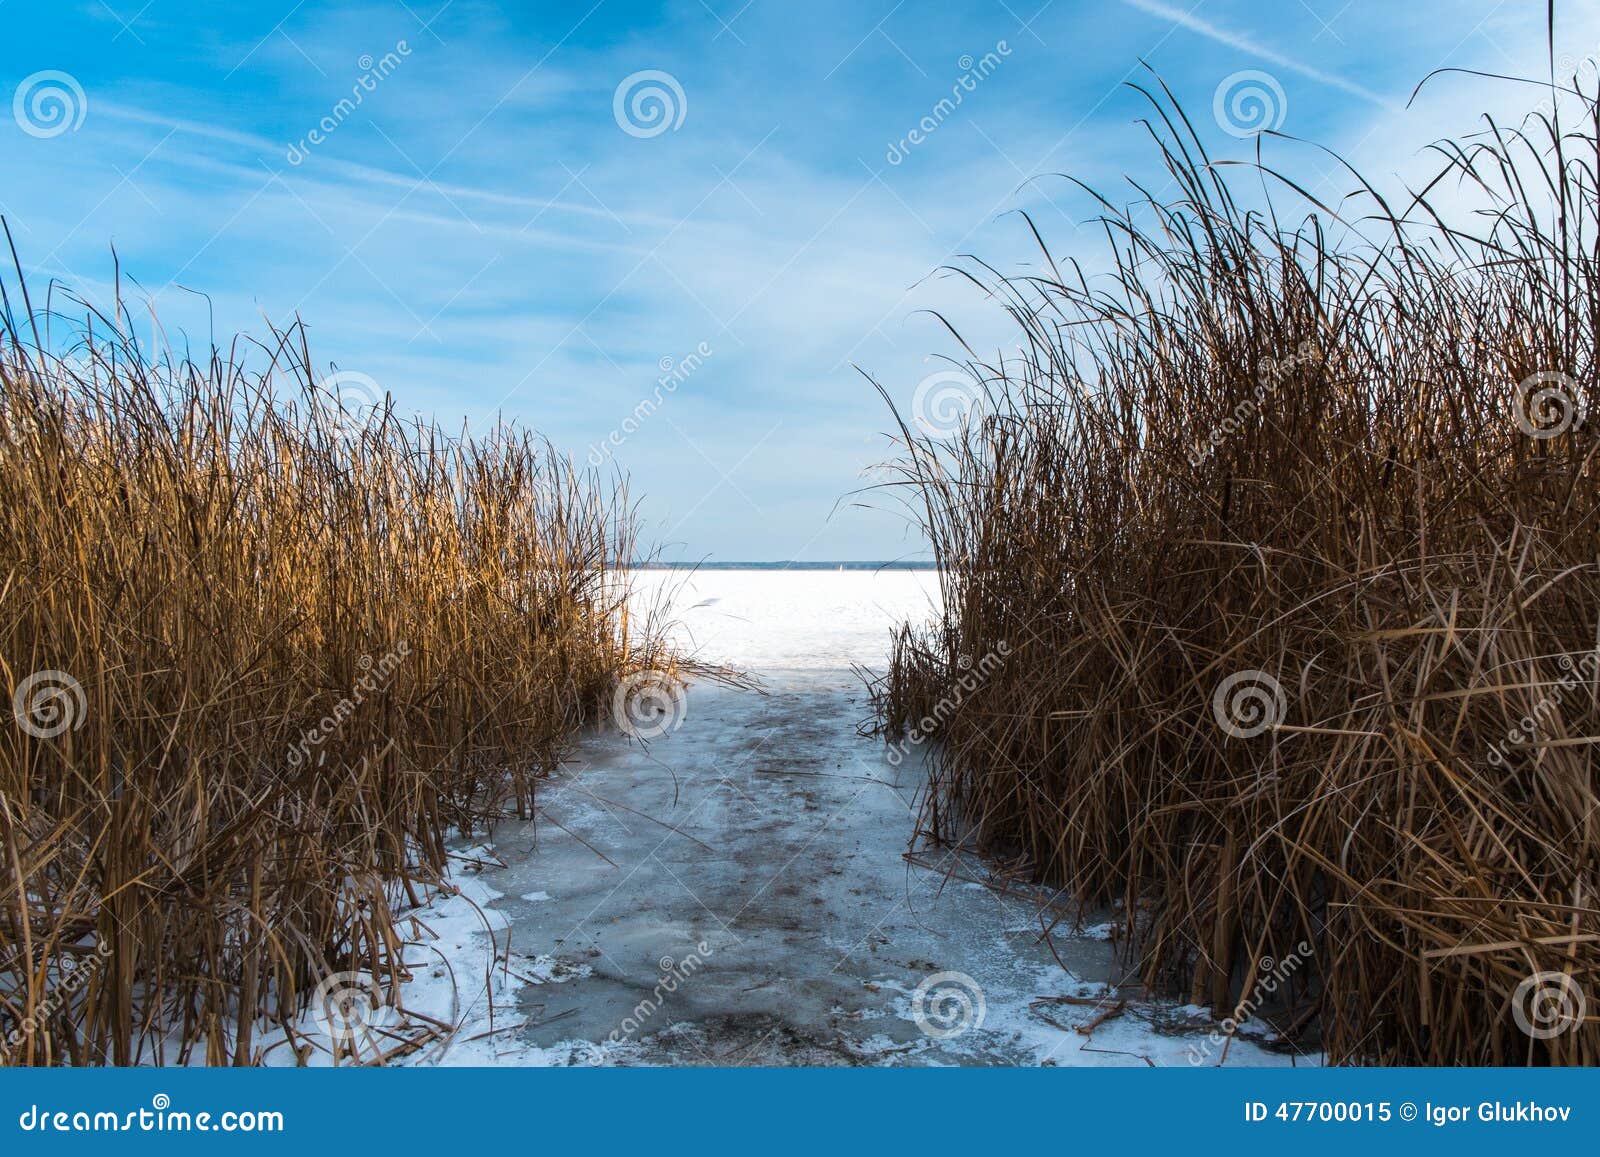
[627, 566, 946, 682]
[278, 569, 1315, 1067]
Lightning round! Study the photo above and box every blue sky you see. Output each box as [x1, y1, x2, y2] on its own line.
[2, 0, 1591, 559]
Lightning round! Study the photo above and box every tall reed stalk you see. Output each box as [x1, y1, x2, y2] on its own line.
[875, 67, 1600, 1064]
[0, 250, 670, 1064]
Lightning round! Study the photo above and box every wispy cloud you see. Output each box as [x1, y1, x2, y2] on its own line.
[95, 101, 682, 231]
[1117, 0, 1402, 109]
[3, 0, 1553, 557]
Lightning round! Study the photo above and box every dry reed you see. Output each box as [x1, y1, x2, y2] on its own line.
[0, 244, 671, 1065]
[873, 65, 1600, 1064]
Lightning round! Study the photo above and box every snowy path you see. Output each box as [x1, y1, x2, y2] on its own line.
[379, 572, 1309, 1067]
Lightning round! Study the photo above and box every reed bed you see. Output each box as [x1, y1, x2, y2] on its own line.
[0, 252, 671, 1064]
[873, 70, 1600, 1064]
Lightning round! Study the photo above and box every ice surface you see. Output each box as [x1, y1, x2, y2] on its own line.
[252, 570, 1313, 1067]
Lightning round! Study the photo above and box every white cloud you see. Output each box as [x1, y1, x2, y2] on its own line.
[9, 0, 1578, 557]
